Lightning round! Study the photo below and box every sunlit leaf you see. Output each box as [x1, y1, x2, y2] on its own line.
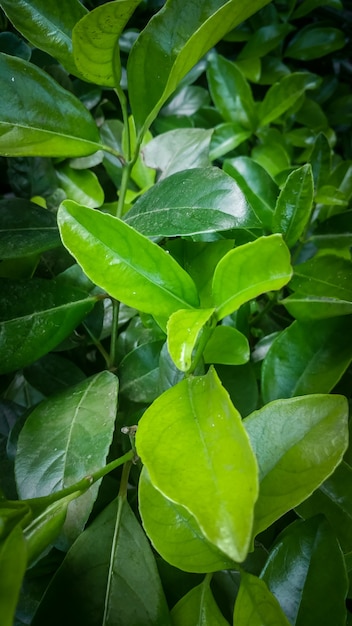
[167, 308, 215, 371]
[171, 576, 229, 626]
[234, 572, 291, 626]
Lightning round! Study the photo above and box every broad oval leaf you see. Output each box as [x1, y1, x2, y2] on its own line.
[0, 198, 60, 258]
[0, 525, 27, 626]
[272, 164, 314, 248]
[72, 0, 141, 87]
[171, 577, 228, 626]
[203, 325, 250, 365]
[139, 467, 234, 573]
[15, 372, 118, 545]
[234, 572, 291, 626]
[258, 72, 321, 127]
[124, 167, 262, 237]
[136, 367, 259, 562]
[58, 201, 199, 321]
[244, 394, 348, 536]
[56, 165, 104, 209]
[212, 234, 292, 320]
[0, 54, 101, 157]
[167, 308, 215, 372]
[285, 26, 346, 61]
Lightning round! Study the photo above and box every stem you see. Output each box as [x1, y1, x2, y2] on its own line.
[109, 298, 120, 369]
[82, 321, 111, 368]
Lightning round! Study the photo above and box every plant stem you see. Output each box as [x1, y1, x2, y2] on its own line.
[109, 298, 120, 369]
[82, 321, 112, 368]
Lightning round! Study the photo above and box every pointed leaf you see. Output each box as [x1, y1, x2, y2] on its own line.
[56, 165, 104, 209]
[285, 26, 346, 60]
[136, 367, 258, 562]
[238, 23, 294, 60]
[212, 234, 292, 320]
[244, 394, 348, 536]
[167, 308, 215, 371]
[259, 72, 321, 126]
[272, 164, 314, 248]
[58, 201, 199, 321]
[0, 198, 60, 258]
[0, 525, 27, 626]
[203, 326, 249, 365]
[0, 54, 101, 157]
[309, 132, 331, 191]
[171, 577, 229, 626]
[234, 572, 291, 626]
[209, 123, 252, 161]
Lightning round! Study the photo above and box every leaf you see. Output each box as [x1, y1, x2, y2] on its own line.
[0, 54, 101, 157]
[209, 123, 252, 161]
[124, 167, 262, 237]
[312, 210, 352, 250]
[237, 23, 294, 60]
[0, 198, 60, 258]
[272, 164, 314, 248]
[24, 354, 86, 397]
[0, 524, 27, 626]
[167, 308, 215, 372]
[234, 572, 291, 626]
[261, 517, 348, 626]
[119, 340, 164, 403]
[0, 277, 97, 374]
[15, 372, 118, 546]
[72, 0, 141, 87]
[309, 132, 331, 191]
[212, 234, 292, 321]
[136, 367, 258, 562]
[56, 165, 104, 209]
[203, 326, 249, 365]
[139, 467, 234, 573]
[0, 0, 87, 75]
[58, 201, 199, 322]
[258, 72, 321, 126]
[261, 317, 352, 402]
[285, 26, 346, 60]
[127, 0, 273, 135]
[244, 394, 348, 536]
[32, 497, 171, 626]
[171, 577, 229, 626]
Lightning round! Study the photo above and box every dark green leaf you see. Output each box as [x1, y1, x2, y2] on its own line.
[237, 24, 294, 60]
[119, 340, 164, 403]
[24, 354, 86, 397]
[0, 31, 31, 60]
[292, 0, 343, 19]
[171, 576, 229, 625]
[285, 26, 346, 60]
[0, 198, 60, 258]
[0, 524, 27, 626]
[234, 572, 291, 625]
[259, 72, 321, 126]
[312, 210, 352, 250]
[309, 132, 331, 191]
[272, 164, 314, 248]
[56, 165, 104, 209]
[209, 123, 251, 161]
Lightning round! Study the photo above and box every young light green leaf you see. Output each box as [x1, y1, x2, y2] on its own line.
[0, 524, 27, 626]
[56, 165, 104, 209]
[0, 0, 87, 75]
[136, 367, 258, 562]
[0, 54, 101, 157]
[261, 317, 352, 402]
[139, 467, 235, 573]
[171, 576, 229, 626]
[167, 308, 215, 372]
[203, 325, 249, 365]
[244, 394, 348, 536]
[58, 201, 199, 321]
[72, 0, 141, 87]
[32, 496, 171, 626]
[212, 234, 292, 320]
[234, 572, 291, 626]
[272, 164, 314, 248]
[259, 72, 321, 126]
[124, 167, 262, 237]
[15, 372, 118, 546]
[261, 517, 348, 626]
[127, 0, 272, 135]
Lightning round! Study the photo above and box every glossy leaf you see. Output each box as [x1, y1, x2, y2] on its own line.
[262, 317, 352, 402]
[0, 0, 87, 75]
[167, 308, 215, 372]
[136, 367, 258, 562]
[124, 167, 262, 237]
[209, 123, 251, 161]
[56, 165, 104, 209]
[72, 0, 141, 87]
[309, 132, 332, 192]
[119, 340, 164, 403]
[58, 201, 199, 321]
[285, 26, 346, 60]
[237, 24, 294, 60]
[272, 164, 314, 248]
[0, 278, 97, 374]
[312, 210, 352, 250]
[24, 354, 86, 397]
[234, 572, 291, 626]
[0, 198, 60, 258]
[15, 372, 118, 545]
[182, 240, 234, 308]
[127, 0, 272, 135]
[292, 0, 343, 19]
[212, 234, 292, 320]
[259, 72, 320, 126]
[0, 54, 101, 157]
[203, 325, 249, 365]
[139, 467, 234, 573]
[142, 128, 212, 179]
[32, 497, 171, 626]
[244, 394, 348, 536]
[261, 517, 348, 626]
[0, 524, 27, 626]
[171, 577, 229, 626]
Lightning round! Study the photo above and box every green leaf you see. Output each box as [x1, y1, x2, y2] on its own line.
[244, 394, 348, 536]
[234, 572, 291, 626]
[272, 164, 314, 248]
[292, 0, 343, 19]
[207, 51, 256, 129]
[212, 234, 292, 320]
[209, 123, 251, 161]
[24, 354, 86, 397]
[142, 128, 212, 179]
[0, 54, 101, 157]
[0, 198, 60, 258]
[32, 497, 171, 626]
[167, 308, 215, 372]
[258, 72, 321, 126]
[56, 164, 104, 209]
[262, 317, 352, 402]
[237, 24, 294, 60]
[139, 467, 234, 573]
[72, 0, 141, 87]
[309, 132, 331, 191]
[58, 201, 199, 322]
[171, 576, 229, 626]
[261, 517, 348, 626]
[127, 0, 272, 135]
[0, 524, 27, 626]
[312, 210, 352, 250]
[0, 278, 97, 374]
[136, 367, 258, 562]
[0, 0, 87, 75]
[124, 167, 262, 237]
[15, 372, 118, 546]
[203, 326, 249, 365]
[285, 26, 346, 60]
[119, 340, 164, 403]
